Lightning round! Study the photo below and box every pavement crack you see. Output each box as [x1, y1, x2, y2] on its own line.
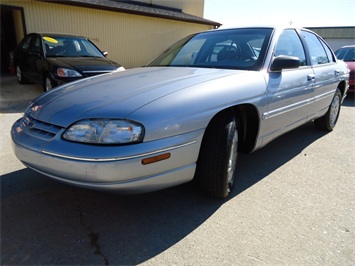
[73, 189, 109, 265]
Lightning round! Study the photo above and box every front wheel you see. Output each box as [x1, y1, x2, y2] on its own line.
[195, 110, 239, 199]
[43, 74, 55, 92]
[314, 88, 342, 131]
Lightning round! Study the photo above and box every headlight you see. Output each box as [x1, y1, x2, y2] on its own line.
[57, 68, 82, 77]
[63, 119, 144, 144]
[116, 66, 125, 71]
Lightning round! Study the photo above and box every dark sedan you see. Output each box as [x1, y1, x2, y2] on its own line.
[14, 33, 124, 91]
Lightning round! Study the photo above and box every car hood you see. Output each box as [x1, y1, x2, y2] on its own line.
[27, 67, 244, 127]
[47, 57, 120, 71]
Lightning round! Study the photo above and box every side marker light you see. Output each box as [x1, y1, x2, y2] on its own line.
[141, 153, 171, 165]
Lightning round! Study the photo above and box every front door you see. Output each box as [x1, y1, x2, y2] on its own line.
[262, 29, 315, 144]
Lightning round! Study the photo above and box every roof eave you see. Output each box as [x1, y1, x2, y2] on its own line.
[39, 0, 221, 28]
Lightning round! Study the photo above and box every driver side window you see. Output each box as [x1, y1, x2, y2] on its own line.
[28, 36, 41, 53]
[20, 36, 32, 52]
[275, 29, 307, 66]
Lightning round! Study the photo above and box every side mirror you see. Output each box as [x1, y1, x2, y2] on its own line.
[270, 55, 300, 71]
[102, 51, 108, 57]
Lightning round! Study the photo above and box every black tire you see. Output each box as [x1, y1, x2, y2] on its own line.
[43, 74, 54, 92]
[16, 65, 29, 84]
[314, 88, 342, 131]
[195, 110, 239, 199]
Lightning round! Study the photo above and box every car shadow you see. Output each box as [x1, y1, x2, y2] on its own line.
[1, 121, 330, 265]
[343, 92, 355, 107]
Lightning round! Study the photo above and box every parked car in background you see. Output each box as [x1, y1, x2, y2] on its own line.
[14, 33, 124, 91]
[335, 45, 355, 92]
[12, 26, 349, 199]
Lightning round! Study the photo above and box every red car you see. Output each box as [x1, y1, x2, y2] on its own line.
[335, 45, 355, 92]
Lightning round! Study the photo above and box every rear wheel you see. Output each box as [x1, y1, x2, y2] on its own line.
[195, 110, 239, 199]
[16, 66, 29, 84]
[314, 88, 342, 131]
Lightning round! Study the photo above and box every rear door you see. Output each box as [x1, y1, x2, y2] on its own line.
[15, 34, 32, 79]
[300, 30, 339, 116]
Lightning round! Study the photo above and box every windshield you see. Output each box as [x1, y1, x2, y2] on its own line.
[148, 28, 273, 70]
[335, 47, 355, 62]
[43, 35, 104, 58]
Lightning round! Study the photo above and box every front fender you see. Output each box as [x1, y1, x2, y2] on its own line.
[128, 72, 267, 142]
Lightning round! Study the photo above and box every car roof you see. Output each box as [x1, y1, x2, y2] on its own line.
[213, 25, 307, 31]
[200, 25, 313, 36]
[210, 25, 276, 32]
[339, 45, 355, 48]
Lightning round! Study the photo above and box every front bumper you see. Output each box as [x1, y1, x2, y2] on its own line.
[11, 117, 203, 193]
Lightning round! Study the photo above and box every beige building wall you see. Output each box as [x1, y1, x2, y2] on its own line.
[1, 0, 211, 68]
[182, 0, 205, 18]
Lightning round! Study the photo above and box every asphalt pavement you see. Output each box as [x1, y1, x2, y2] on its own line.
[1, 75, 354, 265]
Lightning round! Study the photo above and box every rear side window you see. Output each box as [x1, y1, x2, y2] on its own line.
[301, 31, 331, 65]
[320, 39, 336, 63]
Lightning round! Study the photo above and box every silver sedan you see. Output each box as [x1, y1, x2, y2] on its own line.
[11, 26, 349, 198]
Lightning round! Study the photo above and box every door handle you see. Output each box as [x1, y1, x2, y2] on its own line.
[335, 70, 340, 76]
[307, 74, 315, 81]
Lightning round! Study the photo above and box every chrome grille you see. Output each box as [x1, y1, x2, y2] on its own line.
[21, 116, 63, 140]
[82, 70, 112, 77]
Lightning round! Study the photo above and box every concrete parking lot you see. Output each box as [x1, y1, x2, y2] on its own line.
[1, 75, 354, 265]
